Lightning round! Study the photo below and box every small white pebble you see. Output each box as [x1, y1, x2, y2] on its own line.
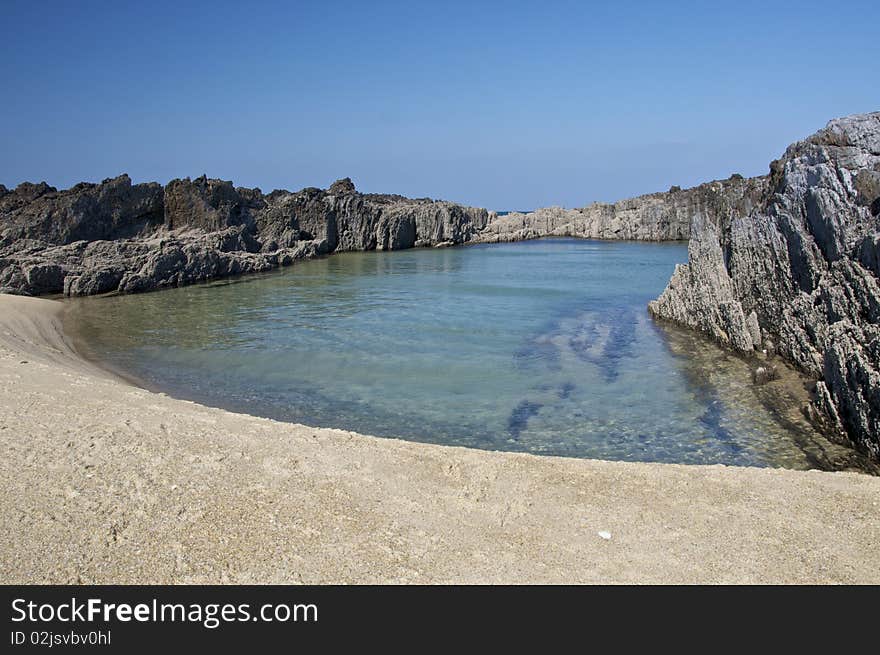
[598, 531, 612, 540]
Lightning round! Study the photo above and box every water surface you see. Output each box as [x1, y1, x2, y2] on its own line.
[67, 239, 870, 471]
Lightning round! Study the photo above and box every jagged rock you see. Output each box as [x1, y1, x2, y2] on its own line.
[0, 174, 489, 297]
[648, 214, 754, 352]
[0, 175, 163, 247]
[650, 111, 880, 459]
[64, 268, 125, 296]
[857, 233, 880, 276]
[328, 177, 356, 195]
[746, 311, 762, 346]
[163, 176, 260, 232]
[3, 113, 879, 462]
[24, 264, 64, 295]
[473, 175, 768, 243]
[761, 333, 777, 359]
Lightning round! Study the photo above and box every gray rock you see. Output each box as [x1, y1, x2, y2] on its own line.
[0, 175, 163, 248]
[472, 175, 768, 243]
[65, 268, 124, 296]
[650, 111, 880, 459]
[0, 174, 489, 297]
[163, 176, 259, 232]
[3, 112, 879, 462]
[328, 177, 356, 195]
[752, 365, 778, 385]
[24, 263, 64, 295]
[648, 213, 755, 352]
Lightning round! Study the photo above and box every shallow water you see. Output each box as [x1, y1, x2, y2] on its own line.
[66, 239, 871, 471]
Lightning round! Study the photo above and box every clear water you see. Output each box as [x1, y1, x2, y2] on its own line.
[66, 239, 872, 471]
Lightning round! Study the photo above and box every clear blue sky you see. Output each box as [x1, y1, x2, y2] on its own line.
[1, 0, 878, 210]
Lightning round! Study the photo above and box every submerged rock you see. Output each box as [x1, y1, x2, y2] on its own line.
[752, 365, 779, 386]
[650, 111, 880, 460]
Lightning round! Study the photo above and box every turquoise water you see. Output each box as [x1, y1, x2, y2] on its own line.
[67, 239, 869, 470]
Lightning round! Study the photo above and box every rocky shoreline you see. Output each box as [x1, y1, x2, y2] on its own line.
[3, 294, 880, 583]
[0, 170, 769, 299]
[472, 174, 768, 244]
[2, 112, 878, 463]
[649, 112, 880, 462]
[0, 176, 490, 297]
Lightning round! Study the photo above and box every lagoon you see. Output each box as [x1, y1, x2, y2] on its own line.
[66, 239, 867, 470]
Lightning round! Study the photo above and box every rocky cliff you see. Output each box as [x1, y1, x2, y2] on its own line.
[472, 175, 769, 243]
[0, 169, 771, 298]
[0, 176, 489, 296]
[649, 112, 880, 459]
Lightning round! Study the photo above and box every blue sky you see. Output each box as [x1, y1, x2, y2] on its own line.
[1, 0, 878, 210]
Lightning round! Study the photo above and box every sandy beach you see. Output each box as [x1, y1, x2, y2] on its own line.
[1, 293, 878, 584]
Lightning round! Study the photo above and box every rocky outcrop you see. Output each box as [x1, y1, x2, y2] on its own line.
[0, 175, 164, 246]
[4, 114, 878, 462]
[0, 169, 770, 299]
[163, 175, 258, 233]
[0, 176, 489, 297]
[650, 112, 880, 459]
[472, 174, 768, 243]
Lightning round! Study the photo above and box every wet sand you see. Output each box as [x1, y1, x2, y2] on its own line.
[1, 294, 878, 583]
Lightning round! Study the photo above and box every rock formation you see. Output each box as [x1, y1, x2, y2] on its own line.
[2, 112, 878, 462]
[0, 171, 768, 299]
[0, 176, 489, 296]
[649, 112, 880, 460]
[472, 175, 768, 243]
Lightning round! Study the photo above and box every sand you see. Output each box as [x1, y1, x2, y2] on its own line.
[0, 293, 878, 584]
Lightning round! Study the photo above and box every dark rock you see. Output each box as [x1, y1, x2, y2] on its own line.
[0, 175, 489, 298]
[507, 400, 543, 439]
[64, 268, 124, 296]
[164, 176, 258, 232]
[0, 175, 163, 246]
[4, 113, 878, 463]
[328, 178, 356, 195]
[24, 263, 64, 294]
[858, 233, 880, 276]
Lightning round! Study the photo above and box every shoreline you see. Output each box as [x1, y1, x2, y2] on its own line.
[61, 242, 877, 475]
[2, 293, 879, 583]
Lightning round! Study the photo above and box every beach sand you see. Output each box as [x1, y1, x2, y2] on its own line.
[1, 293, 878, 583]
